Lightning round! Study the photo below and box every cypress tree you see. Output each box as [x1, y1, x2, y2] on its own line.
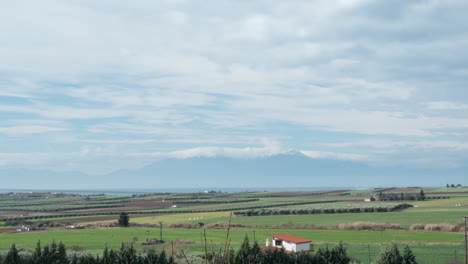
[331, 242, 351, 264]
[402, 245, 417, 264]
[102, 245, 110, 264]
[316, 246, 333, 263]
[247, 240, 262, 264]
[377, 244, 403, 264]
[157, 250, 169, 264]
[145, 249, 158, 264]
[4, 243, 21, 264]
[234, 234, 251, 264]
[30, 241, 42, 264]
[118, 212, 130, 227]
[49, 241, 58, 264]
[419, 189, 425, 201]
[42, 245, 50, 264]
[108, 249, 118, 263]
[55, 241, 68, 264]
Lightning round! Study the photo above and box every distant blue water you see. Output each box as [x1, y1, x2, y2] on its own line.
[0, 187, 357, 196]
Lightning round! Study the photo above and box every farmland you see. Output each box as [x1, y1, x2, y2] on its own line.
[1, 187, 468, 263]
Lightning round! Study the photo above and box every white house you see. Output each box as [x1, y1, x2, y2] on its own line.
[267, 234, 312, 253]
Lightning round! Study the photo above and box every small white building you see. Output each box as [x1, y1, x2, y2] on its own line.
[268, 234, 312, 253]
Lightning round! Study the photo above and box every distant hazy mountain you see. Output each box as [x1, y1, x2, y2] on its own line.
[102, 151, 466, 189]
[0, 167, 91, 189]
[2, 151, 466, 189]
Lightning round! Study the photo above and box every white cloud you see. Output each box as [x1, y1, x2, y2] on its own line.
[325, 140, 468, 150]
[300, 150, 367, 161]
[0, 0, 467, 175]
[0, 126, 68, 135]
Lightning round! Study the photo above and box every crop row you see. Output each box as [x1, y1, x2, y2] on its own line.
[0, 199, 130, 209]
[0, 203, 123, 212]
[0, 200, 337, 221]
[176, 198, 259, 204]
[0, 197, 84, 206]
[234, 203, 411, 216]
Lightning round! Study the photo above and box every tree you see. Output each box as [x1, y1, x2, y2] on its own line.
[4, 243, 21, 264]
[55, 241, 68, 264]
[377, 244, 403, 264]
[331, 242, 351, 264]
[402, 245, 417, 264]
[118, 212, 130, 227]
[446, 184, 450, 188]
[235, 234, 251, 264]
[30, 241, 42, 264]
[418, 189, 426, 201]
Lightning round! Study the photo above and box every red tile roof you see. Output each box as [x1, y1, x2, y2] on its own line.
[271, 234, 312, 244]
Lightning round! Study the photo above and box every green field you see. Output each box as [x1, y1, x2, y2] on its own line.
[0, 228, 464, 251]
[168, 208, 466, 229]
[0, 228, 465, 263]
[1, 188, 468, 263]
[80, 212, 231, 225]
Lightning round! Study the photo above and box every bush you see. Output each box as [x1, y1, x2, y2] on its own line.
[338, 222, 400, 231]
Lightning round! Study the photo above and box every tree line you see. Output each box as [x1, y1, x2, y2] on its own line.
[376, 189, 425, 201]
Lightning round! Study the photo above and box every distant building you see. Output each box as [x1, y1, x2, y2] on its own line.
[266, 234, 312, 253]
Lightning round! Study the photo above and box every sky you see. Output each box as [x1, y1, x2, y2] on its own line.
[0, 0, 467, 178]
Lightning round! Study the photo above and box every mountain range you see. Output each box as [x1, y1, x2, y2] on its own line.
[1, 151, 465, 190]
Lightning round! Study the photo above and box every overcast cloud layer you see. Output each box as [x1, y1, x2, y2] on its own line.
[0, 0, 467, 177]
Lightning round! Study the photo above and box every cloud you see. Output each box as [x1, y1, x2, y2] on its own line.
[0, 0, 467, 176]
[325, 140, 468, 150]
[0, 143, 367, 176]
[426, 101, 468, 110]
[0, 126, 68, 135]
[300, 150, 367, 161]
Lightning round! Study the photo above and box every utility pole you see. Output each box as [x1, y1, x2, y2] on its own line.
[368, 244, 371, 264]
[159, 221, 163, 242]
[463, 217, 468, 264]
[380, 230, 383, 248]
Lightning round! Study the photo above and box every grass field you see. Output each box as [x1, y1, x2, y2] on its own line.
[79, 212, 231, 225]
[2, 188, 468, 263]
[410, 198, 468, 207]
[0, 228, 464, 251]
[170, 208, 467, 229]
[0, 228, 465, 263]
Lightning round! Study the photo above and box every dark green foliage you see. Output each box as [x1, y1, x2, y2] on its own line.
[41, 245, 50, 264]
[55, 241, 68, 264]
[235, 202, 409, 216]
[30, 241, 41, 264]
[402, 245, 417, 264]
[118, 212, 130, 227]
[330, 242, 351, 264]
[117, 243, 137, 264]
[234, 234, 251, 264]
[316, 244, 351, 264]
[4, 244, 21, 264]
[156, 250, 169, 264]
[417, 189, 426, 201]
[377, 244, 403, 264]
